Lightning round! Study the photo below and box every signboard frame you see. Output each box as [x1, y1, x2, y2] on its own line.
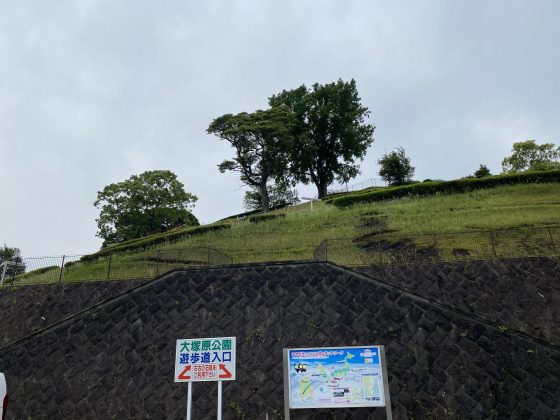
[283, 345, 392, 419]
[174, 336, 236, 383]
[174, 336, 237, 420]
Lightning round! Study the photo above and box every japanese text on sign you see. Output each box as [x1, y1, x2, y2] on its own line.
[286, 345, 387, 409]
[174, 336, 236, 382]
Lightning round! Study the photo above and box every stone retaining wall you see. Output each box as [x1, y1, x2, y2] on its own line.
[0, 261, 558, 419]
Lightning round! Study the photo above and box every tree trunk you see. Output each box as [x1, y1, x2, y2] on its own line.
[316, 180, 328, 199]
[259, 180, 270, 211]
[310, 166, 329, 199]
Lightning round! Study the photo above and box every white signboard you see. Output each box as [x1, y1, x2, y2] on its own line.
[174, 336, 236, 382]
[284, 345, 389, 409]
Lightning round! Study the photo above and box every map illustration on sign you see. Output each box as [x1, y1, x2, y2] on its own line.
[174, 336, 236, 382]
[286, 346, 386, 409]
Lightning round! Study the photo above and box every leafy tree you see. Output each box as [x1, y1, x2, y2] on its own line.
[269, 79, 374, 198]
[208, 106, 295, 211]
[474, 164, 492, 178]
[243, 181, 299, 211]
[501, 140, 560, 173]
[378, 147, 415, 185]
[94, 170, 198, 247]
[0, 245, 25, 277]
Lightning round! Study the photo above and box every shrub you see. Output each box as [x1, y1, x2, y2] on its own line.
[248, 213, 286, 223]
[81, 224, 231, 261]
[332, 170, 560, 208]
[218, 202, 293, 221]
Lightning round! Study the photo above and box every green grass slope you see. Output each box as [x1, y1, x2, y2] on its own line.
[14, 182, 560, 284]
[160, 183, 560, 261]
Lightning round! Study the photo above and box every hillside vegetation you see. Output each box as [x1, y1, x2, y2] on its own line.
[13, 181, 560, 285]
[157, 182, 560, 261]
[330, 169, 560, 207]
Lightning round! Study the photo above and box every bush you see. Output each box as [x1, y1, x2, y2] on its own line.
[332, 170, 560, 208]
[248, 213, 286, 223]
[219, 202, 292, 221]
[81, 224, 231, 261]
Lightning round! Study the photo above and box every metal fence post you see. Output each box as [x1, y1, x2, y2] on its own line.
[0, 262, 7, 287]
[489, 232, 497, 258]
[10, 263, 14, 289]
[106, 252, 113, 280]
[433, 233, 440, 261]
[548, 227, 558, 255]
[58, 255, 65, 284]
[313, 240, 328, 261]
[10, 259, 19, 286]
[156, 250, 161, 276]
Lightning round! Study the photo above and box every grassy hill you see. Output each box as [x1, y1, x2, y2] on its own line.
[155, 182, 559, 251]
[13, 182, 560, 285]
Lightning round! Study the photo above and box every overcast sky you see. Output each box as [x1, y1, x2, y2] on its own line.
[1, 1, 559, 257]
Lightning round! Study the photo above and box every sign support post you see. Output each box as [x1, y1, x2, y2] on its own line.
[283, 349, 290, 420]
[186, 382, 192, 420]
[175, 336, 236, 420]
[217, 380, 222, 420]
[380, 346, 392, 420]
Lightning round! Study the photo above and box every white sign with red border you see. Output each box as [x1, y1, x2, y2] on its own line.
[174, 336, 236, 382]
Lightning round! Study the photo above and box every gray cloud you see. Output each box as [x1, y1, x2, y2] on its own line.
[1, 0, 559, 256]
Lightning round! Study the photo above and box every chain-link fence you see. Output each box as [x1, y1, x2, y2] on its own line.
[1, 247, 232, 287]
[327, 177, 388, 195]
[2, 226, 558, 287]
[314, 226, 560, 266]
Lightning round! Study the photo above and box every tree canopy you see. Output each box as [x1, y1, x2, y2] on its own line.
[94, 170, 198, 247]
[269, 79, 374, 198]
[501, 140, 560, 173]
[0, 244, 25, 277]
[378, 147, 415, 185]
[473, 164, 492, 178]
[207, 106, 295, 211]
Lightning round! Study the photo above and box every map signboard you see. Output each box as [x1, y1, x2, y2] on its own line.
[174, 336, 236, 382]
[284, 345, 388, 409]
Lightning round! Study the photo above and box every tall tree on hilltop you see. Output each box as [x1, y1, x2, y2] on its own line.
[501, 140, 560, 173]
[269, 79, 374, 198]
[378, 147, 415, 185]
[473, 164, 492, 178]
[208, 106, 295, 211]
[94, 170, 198, 247]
